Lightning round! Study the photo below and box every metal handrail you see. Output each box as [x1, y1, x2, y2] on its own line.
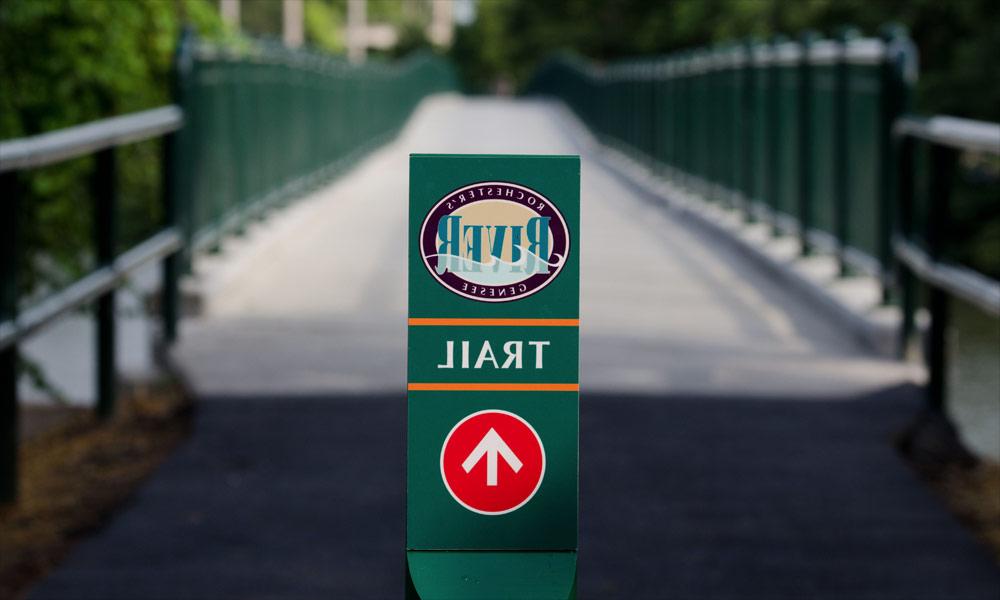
[895, 116, 1000, 154]
[0, 106, 183, 172]
[0, 228, 182, 350]
[894, 237, 1000, 317]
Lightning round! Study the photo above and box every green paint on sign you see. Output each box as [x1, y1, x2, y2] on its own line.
[406, 154, 580, 599]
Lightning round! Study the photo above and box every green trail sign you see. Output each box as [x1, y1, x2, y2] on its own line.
[406, 155, 580, 599]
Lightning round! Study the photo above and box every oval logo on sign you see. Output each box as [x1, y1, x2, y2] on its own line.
[419, 181, 570, 302]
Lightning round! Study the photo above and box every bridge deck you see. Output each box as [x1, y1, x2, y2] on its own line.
[172, 95, 913, 399]
[29, 97, 999, 598]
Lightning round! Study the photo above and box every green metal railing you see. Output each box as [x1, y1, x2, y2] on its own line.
[894, 116, 1000, 412]
[529, 27, 916, 290]
[175, 35, 455, 255]
[0, 35, 455, 503]
[529, 26, 1000, 414]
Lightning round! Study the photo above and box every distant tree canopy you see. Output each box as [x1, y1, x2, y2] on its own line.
[0, 0, 227, 295]
[451, 0, 1000, 121]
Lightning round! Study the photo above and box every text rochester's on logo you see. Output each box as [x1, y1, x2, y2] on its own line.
[419, 182, 570, 302]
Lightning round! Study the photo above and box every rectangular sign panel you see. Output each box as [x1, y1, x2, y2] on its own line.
[406, 154, 580, 566]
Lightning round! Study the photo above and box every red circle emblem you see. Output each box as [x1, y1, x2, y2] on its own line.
[440, 410, 546, 515]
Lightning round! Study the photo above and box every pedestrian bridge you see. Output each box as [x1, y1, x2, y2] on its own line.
[172, 94, 915, 401]
[3, 32, 999, 600]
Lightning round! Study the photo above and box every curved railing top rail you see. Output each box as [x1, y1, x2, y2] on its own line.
[0, 106, 183, 173]
[541, 32, 914, 81]
[894, 113, 1000, 316]
[895, 116, 1000, 155]
[190, 37, 449, 76]
[893, 238, 999, 317]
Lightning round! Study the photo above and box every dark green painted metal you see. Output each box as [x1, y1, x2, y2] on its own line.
[922, 144, 957, 411]
[894, 117, 998, 414]
[527, 27, 917, 277]
[178, 40, 455, 251]
[845, 59, 882, 262]
[878, 26, 917, 302]
[797, 32, 817, 254]
[1, 172, 18, 504]
[896, 135, 916, 356]
[0, 31, 455, 502]
[161, 131, 180, 344]
[93, 148, 117, 419]
[834, 29, 859, 275]
[407, 155, 579, 598]
[407, 551, 576, 600]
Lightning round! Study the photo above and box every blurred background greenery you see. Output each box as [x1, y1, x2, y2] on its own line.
[1, 0, 997, 299]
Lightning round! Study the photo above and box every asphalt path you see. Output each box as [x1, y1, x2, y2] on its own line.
[31, 386, 1000, 599]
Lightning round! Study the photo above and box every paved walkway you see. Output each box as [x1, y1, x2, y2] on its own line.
[170, 95, 915, 398]
[30, 96, 999, 599]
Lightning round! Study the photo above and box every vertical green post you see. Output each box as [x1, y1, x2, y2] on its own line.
[923, 144, 957, 412]
[878, 25, 915, 303]
[766, 36, 784, 234]
[1, 171, 19, 504]
[797, 32, 817, 255]
[173, 28, 196, 275]
[93, 148, 117, 419]
[740, 40, 756, 222]
[833, 28, 857, 275]
[161, 131, 180, 345]
[895, 135, 916, 357]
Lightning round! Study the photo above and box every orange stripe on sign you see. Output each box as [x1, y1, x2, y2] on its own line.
[407, 383, 579, 392]
[408, 318, 579, 327]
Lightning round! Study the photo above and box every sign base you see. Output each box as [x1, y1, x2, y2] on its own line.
[405, 550, 577, 600]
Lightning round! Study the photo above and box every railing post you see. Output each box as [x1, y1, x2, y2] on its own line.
[834, 28, 858, 275]
[161, 131, 180, 345]
[896, 134, 916, 357]
[924, 143, 957, 412]
[766, 36, 784, 235]
[798, 32, 817, 255]
[93, 148, 117, 419]
[878, 25, 916, 303]
[173, 28, 196, 275]
[1, 171, 19, 504]
[741, 40, 756, 223]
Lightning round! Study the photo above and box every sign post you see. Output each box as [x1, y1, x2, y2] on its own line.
[406, 155, 580, 599]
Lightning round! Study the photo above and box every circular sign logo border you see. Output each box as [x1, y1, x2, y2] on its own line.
[439, 408, 547, 516]
[418, 181, 571, 303]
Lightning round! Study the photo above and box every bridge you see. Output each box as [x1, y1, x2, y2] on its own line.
[2, 28, 999, 599]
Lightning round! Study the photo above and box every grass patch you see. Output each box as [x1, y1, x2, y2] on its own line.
[928, 460, 1000, 565]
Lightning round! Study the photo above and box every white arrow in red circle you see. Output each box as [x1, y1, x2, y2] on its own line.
[461, 428, 523, 486]
[440, 409, 545, 515]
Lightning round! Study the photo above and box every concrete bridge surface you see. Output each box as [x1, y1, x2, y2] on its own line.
[29, 96, 999, 599]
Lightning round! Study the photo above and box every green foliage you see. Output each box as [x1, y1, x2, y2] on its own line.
[451, 0, 1000, 121]
[305, 0, 345, 53]
[240, 0, 283, 37]
[0, 0, 225, 297]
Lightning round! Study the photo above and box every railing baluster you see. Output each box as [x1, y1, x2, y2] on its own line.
[162, 131, 179, 344]
[1, 171, 19, 504]
[93, 147, 117, 419]
[924, 143, 957, 412]
[834, 29, 856, 275]
[896, 134, 916, 357]
[798, 32, 816, 255]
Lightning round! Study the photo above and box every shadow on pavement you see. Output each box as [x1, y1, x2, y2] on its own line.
[29, 385, 1000, 599]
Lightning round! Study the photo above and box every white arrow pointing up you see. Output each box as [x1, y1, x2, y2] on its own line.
[462, 428, 523, 486]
